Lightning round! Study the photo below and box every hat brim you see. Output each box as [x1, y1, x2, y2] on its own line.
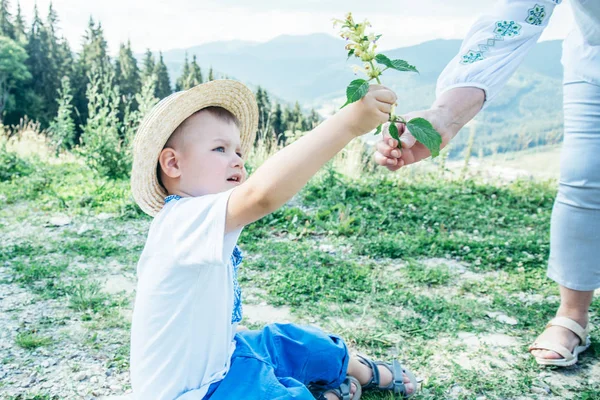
[131, 80, 259, 216]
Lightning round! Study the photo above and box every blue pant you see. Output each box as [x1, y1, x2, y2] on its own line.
[205, 323, 350, 400]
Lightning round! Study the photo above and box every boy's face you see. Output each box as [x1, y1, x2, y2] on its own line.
[174, 111, 246, 197]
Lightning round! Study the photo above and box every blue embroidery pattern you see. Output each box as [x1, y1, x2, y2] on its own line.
[165, 194, 181, 204]
[461, 50, 485, 64]
[460, 20, 522, 64]
[494, 20, 522, 37]
[526, 4, 546, 26]
[231, 245, 243, 324]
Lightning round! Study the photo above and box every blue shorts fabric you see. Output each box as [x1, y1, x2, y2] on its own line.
[205, 323, 350, 400]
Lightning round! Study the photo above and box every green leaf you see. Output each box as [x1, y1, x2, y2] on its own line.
[374, 124, 382, 136]
[388, 123, 399, 141]
[375, 54, 419, 73]
[347, 49, 355, 60]
[406, 118, 442, 158]
[341, 79, 369, 108]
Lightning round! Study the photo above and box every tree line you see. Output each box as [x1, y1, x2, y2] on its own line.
[0, 0, 321, 177]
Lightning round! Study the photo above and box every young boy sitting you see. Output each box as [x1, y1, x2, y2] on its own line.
[129, 80, 417, 400]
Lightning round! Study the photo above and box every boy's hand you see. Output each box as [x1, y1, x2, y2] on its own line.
[342, 84, 397, 137]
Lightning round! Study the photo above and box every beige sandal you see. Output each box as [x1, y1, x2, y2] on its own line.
[529, 316, 591, 367]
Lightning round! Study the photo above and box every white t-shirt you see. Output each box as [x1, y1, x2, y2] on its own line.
[130, 189, 242, 400]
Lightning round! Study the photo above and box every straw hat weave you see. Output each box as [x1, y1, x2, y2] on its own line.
[131, 80, 258, 216]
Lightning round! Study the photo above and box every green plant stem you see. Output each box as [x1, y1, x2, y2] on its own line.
[368, 61, 381, 84]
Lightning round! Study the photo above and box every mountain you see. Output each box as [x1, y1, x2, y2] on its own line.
[151, 34, 565, 157]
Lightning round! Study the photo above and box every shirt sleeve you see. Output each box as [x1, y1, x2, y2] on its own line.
[436, 0, 561, 107]
[162, 189, 242, 267]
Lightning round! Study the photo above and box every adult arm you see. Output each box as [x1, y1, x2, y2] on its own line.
[375, 0, 562, 169]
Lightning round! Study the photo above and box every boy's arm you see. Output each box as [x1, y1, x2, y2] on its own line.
[225, 86, 394, 233]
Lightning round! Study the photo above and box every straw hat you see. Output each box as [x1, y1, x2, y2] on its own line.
[131, 79, 259, 216]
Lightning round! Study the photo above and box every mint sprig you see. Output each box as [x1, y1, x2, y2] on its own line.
[336, 12, 442, 158]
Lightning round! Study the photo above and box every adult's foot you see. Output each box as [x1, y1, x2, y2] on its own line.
[530, 312, 589, 361]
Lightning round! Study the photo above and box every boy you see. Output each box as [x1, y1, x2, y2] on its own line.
[130, 80, 417, 399]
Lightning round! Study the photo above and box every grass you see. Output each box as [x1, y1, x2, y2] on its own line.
[0, 147, 598, 399]
[15, 332, 52, 350]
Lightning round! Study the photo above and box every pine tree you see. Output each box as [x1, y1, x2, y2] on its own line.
[189, 55, 203, 86]
[141, 49, 155, 81]
[114, 40, 141, 103]
[71, 17, 112, 131]
[58, 37, 73, 79]
[270, 102, 284, 144]
[308, 109, 321, 130]
[135, 74, 159, 122]
[79, 66, 128, 179]
[0, 0, 14, 39]
[46, 2, 58, 37]
[175, 52, 190, 91]
[24, 5, 49, 123]
[46, 4, 72, 82]
[49, 76, 75, 152]
[283, 106, 294, 133]
[292, 101, 304, 132]
[12, 2, 25, 45]
[0, 36, 30, 122]
[40, 2, 63, 125]
[120, 74, 158, 171]
[153, 51, 171, 99]
[255, 86, 271, 136]
[208, 66, 214, 81]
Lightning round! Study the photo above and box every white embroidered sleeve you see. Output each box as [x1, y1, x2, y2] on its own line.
[436, 0, 561, 106]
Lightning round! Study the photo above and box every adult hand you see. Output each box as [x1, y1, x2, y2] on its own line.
[373, 108, 455, 171]
[373, 87, 485, 171]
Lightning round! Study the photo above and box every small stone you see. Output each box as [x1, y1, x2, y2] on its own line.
[75, 372, 88, 381]
[318, 244, 335, 253]
[78, 224, 92, 235]
[450, 384, 464, 395]
[97, 213, 114, 220]
[21, 374, 36, 388]
[531, 385, 551, 395]
[41, 360, 50, 368]
[42, 382, 53, 388]
[105, 369, 113, 377]
[110, 384, 121, 391]
[90, 376, 99, 384]
[486, 311, 518, 325]
[49, 216, 72, 227]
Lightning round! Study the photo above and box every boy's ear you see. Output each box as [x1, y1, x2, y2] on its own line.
[158, 147, 182, 179]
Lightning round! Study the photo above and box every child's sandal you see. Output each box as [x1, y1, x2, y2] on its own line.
[311, 376, 362, 400]
[356, 353, 418, 398]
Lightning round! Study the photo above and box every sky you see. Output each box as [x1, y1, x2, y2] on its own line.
[16, 0, 574, 54]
